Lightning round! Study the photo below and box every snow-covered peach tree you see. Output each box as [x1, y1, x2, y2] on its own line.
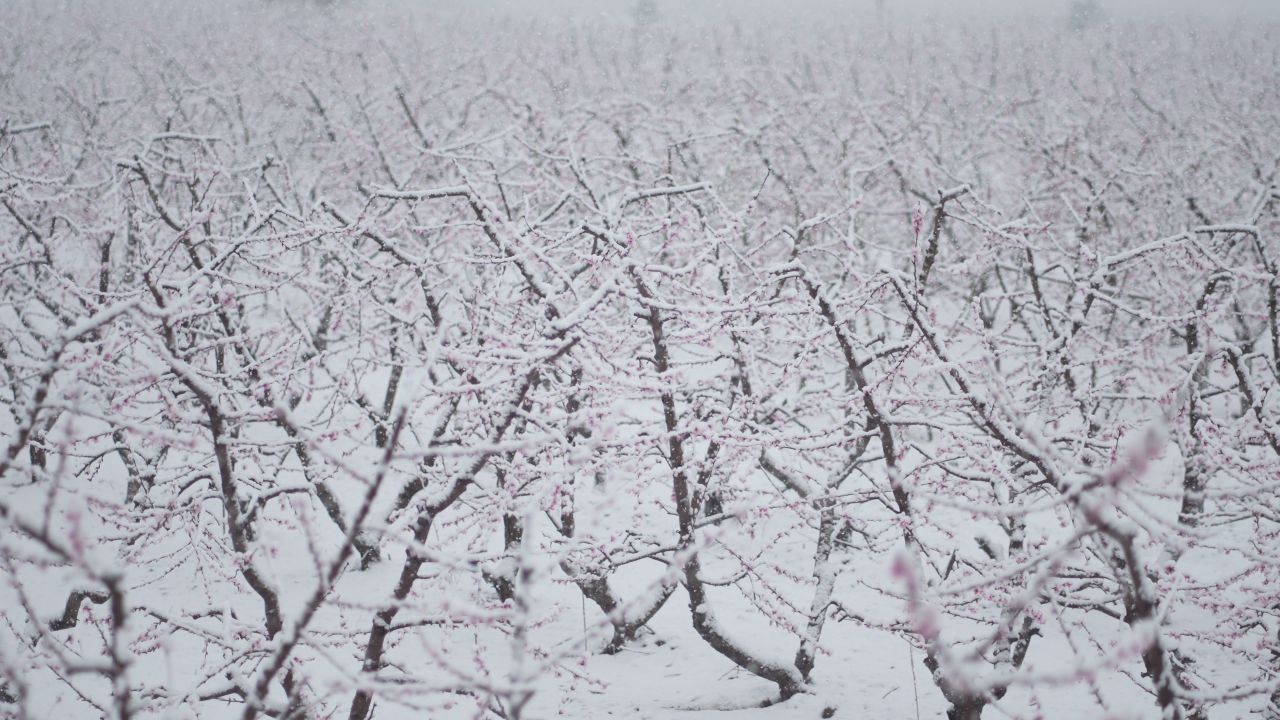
[0, 1, 1277, 718]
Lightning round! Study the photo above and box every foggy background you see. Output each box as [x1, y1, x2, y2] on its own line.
[437, 0, 1280, 21]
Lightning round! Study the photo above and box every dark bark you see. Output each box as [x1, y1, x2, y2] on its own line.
[638, 276, 802, 699]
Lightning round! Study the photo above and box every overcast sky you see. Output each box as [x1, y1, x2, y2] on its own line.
[444, 0, 1280, 21]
